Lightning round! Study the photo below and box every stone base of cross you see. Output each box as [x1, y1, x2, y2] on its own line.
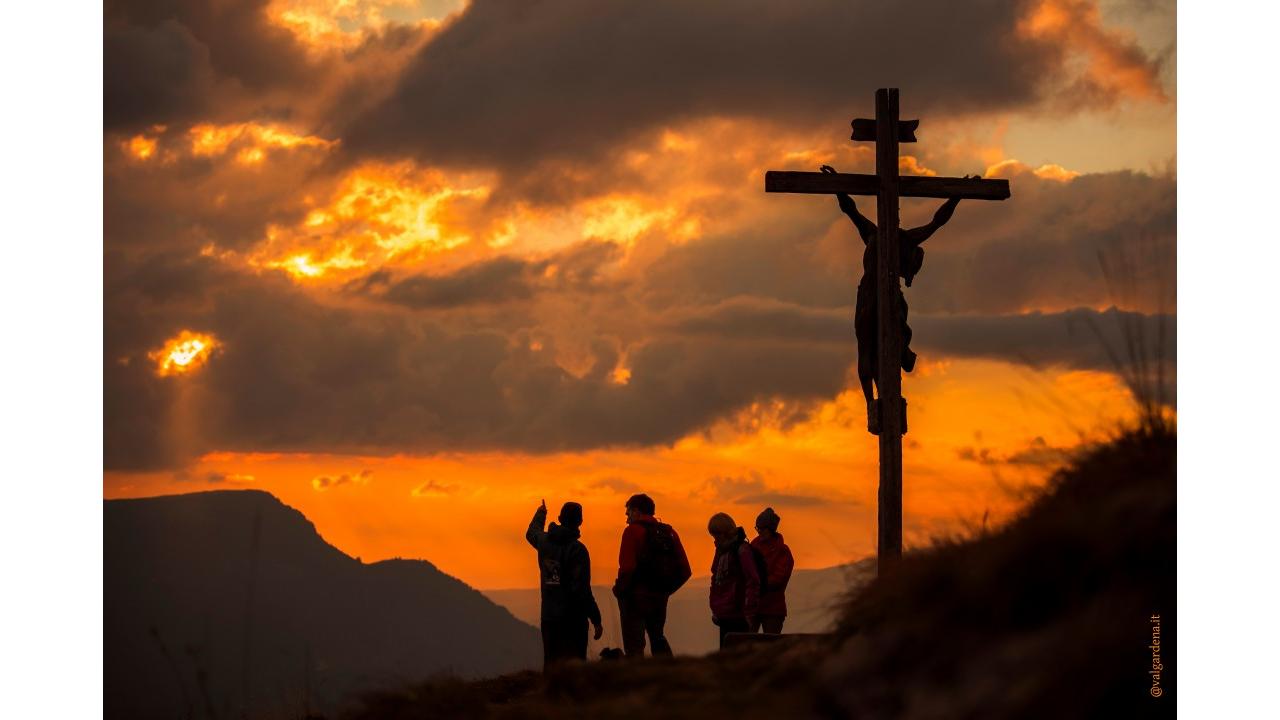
[764, 88, 1010, 571]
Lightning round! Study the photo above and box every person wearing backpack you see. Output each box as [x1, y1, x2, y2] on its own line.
[612, 493, 691, 658]
[526, 499, 604, 668]
[750, 507, 794, 634]
[707, 512, 762, 648]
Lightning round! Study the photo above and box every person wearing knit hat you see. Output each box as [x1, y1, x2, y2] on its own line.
[750, 507, 794, 634]
[756, 507, 781, 533]
[707, 512, 762, 648]
[526, 499, 604, 668]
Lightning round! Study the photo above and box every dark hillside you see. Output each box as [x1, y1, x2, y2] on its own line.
[105, 490, 541, 720]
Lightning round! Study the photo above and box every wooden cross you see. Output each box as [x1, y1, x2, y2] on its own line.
[764, 88, 1010, 571]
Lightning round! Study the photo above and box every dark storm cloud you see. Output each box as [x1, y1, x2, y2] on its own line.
[371, 258, 535, 309]
[663, 296, 1173, 373]
[103, 0, 435, 137]
[107, 0, 312, 90]
[904, 170, 1177, 315]
[103, 161, 1174, 471]
[104, 0, 315, 131]
[911, 308, 1175, 373]
[102, 260, 855, 469]
[104, 20, 217, 129]
[642, 169, 1176, 317]
[103, 279, 1170, 472]
[354, 241, 622, 309]
[345, 0, 1159, 171]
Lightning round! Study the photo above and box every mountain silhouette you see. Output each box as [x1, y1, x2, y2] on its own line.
[105, 490, 540, 719]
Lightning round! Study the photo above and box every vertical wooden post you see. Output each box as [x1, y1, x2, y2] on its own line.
[875, 88, 904, 570]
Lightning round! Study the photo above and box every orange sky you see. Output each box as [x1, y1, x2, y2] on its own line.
[104, 0, 1175, 590]
[106, 357, 1140, 588]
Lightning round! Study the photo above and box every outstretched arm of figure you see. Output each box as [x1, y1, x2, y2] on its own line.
[905, 174, 979, 244]
[525, 499, 547, 549]
[820, 165, 876, 243]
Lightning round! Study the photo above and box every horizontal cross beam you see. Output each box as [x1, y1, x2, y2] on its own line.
[765, 170, 1010, 201]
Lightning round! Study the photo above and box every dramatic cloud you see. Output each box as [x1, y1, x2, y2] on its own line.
[105, 0, 313, 130]
[102, 175, 1174, 471]
[346, 0, 1164, 173]
[102, 0, 1175, 475]
[903, 168, 1176, 315]
[354, 241, 621, 310]
[104, 19, 219, 130]
[105, 0, 436, 135]
[641, 168, 1175, 318]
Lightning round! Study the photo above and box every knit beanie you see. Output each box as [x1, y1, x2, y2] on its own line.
[756, 507, 781, 532]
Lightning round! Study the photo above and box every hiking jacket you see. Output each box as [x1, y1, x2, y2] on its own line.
[612, 515, 692, 600]
[750, 533, 795, 617]
[526, 506, 602, 625]
[709, 527, 761, 621]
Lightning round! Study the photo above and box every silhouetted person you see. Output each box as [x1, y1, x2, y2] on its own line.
[707, 512, 761, 648]
[612, 493, 691, 658]
[526, 499, 603, 668]
[820, 164, 974, 434]
[750, 507, 794, 634]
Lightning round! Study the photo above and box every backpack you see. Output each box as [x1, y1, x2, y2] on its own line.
[637, 522, 687, 595]
[745, 542, 771, 595]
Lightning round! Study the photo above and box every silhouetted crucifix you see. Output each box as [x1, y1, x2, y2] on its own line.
[765, 88, 1010, 570]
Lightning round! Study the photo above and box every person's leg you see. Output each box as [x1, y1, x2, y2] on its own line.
[618, 597, 647, 658]
[761, 616, 785, 634]
[717, 617, 750, 649]
[569, 615, 589, 660]
[540, 620, 553, 668]
[645, 595, 673, 657]
[542, 616, 569, 669]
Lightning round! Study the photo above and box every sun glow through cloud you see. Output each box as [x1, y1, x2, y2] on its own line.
[244, 163, 499, 280]
[189, 123, 337, 165]
[150, 331, 220, 377]
[266, 0, 457, 53]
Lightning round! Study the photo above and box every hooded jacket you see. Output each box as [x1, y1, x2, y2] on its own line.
[526, 506, 602, 625]
[750, 532, 794, 617]
[709, 527, 761, 621]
